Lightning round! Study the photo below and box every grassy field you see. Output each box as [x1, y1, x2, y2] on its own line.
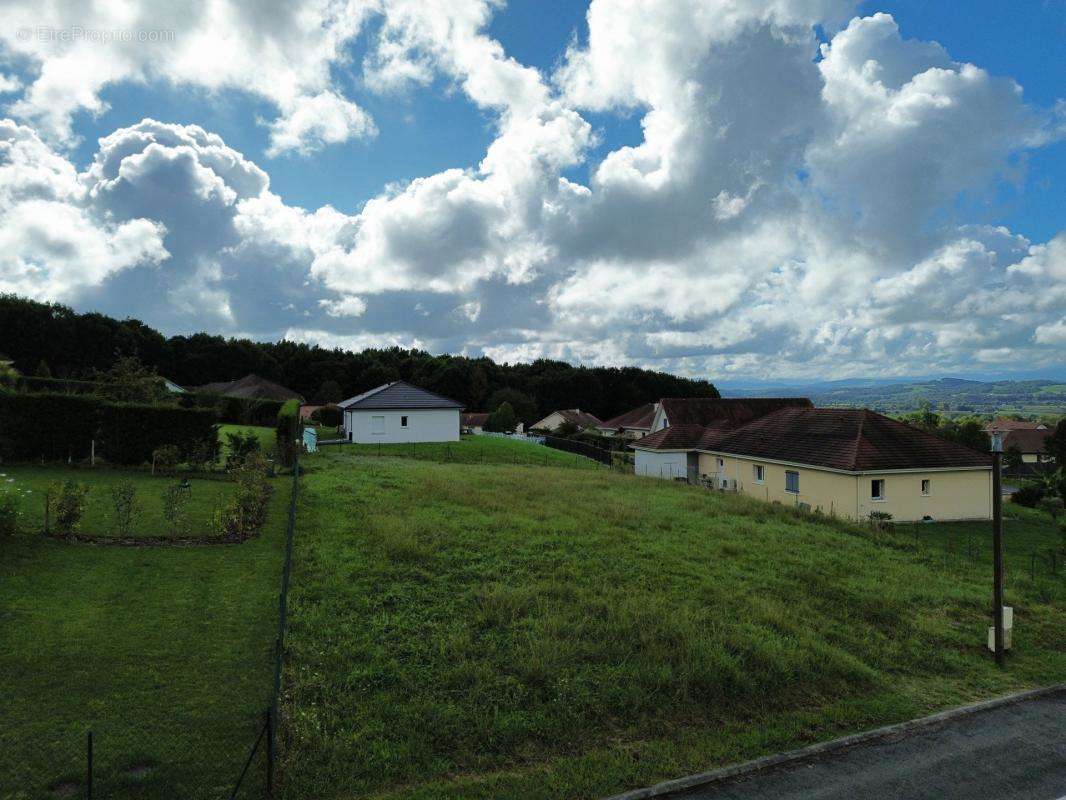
[335, 433, 600, 469]
[0, 474, 290, 798]
[1, 466, 235, 538]
[281, 442, 1066, 800]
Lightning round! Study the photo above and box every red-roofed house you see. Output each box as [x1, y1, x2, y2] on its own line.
[597, 402, 659, 439]
[632, 406, 992, 522]
[530, 408, 603, 433]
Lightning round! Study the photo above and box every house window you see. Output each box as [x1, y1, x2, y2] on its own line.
[716, 457, 725, 470]
[401, 415, 409, 428]
[754, 464, 765, 484]
[871, 479, 885, 501]
[921, 479, 931, 496]
[371, 415, 385, 435]
[785, 470, 800, 494]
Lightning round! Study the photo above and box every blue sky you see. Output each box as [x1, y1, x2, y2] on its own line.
[1, 0, 1064, 381]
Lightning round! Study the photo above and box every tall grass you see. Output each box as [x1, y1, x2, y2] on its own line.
[282, 450, 1066, 799]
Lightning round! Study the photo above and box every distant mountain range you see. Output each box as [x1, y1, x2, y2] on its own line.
[720, 378, 1066, 416]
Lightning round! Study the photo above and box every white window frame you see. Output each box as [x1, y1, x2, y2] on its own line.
[871, 478, 885, 502]
[754, 464, 765, 484]
[785, 470, 800, 494]
[401, 415, 409, 428]
[921, 478, 931, 496]
[371, 415, 386, 435]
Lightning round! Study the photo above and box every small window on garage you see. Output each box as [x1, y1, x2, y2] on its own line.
[754, 464, 765, 484]
[716, 457, 724, 469]
[921, 479, 931, 496]
[371, 415, 385, 434]
[871, 479, 885, 501]
[785, 470, 800, 493]
[401, 415, 409, 428]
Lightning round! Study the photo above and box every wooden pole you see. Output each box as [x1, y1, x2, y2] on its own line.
[992, 448, 1005, 667]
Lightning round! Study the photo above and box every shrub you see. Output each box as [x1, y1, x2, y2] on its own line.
[311, 405, 342, 428]
[485, 401, 518, 433]
[220, 452, 273, 541]
[49, 480, 90, 536]
[153, 445, 180, 475]
[276, 400, 300, 468]
[0, 486, 24, 536]
[109, 480, 138, 538]
[225, 430, 261, 466]
[161, 483, 191, 537]
[1012, 482, 1045, 508]
[868, 510, 893, 530]
[1038, 496, 1064, 520]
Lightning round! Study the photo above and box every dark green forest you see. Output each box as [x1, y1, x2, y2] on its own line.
[0, 295, 718, 421]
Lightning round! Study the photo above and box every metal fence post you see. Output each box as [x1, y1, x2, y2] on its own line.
[86, 731, 93, 800]
[266, 707, 275, 796]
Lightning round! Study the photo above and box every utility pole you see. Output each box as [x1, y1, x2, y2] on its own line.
[990, 429, 1005, 667]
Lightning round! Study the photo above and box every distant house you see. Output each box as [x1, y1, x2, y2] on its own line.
[162, 378, 186, 394]
[649, 396, 813, 433]
[191, 374, 304, 402]
[461, 412, 490, 433]
[531, 408, 603, 434]
[339, 381, 463, 443]
[632, 406, 992, 522]
[983, 419, 1049, 433]
[597, 403, 659, 439]
[1001, 429, 1053, 464]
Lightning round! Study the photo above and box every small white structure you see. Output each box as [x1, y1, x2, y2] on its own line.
[634, 448, 697, 479]
[339, 381, 463, 443]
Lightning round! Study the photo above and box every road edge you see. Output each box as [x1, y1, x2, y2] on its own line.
[604, 683, 1066, 800]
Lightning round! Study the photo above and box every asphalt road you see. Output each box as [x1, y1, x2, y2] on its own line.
[671, 690, 1066, 800]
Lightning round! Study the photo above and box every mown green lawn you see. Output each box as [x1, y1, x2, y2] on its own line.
[1, 466, 235, 538]
[337, 433, 600, 469]
[281, 444, 1066, 800]
[0, 476, 290, 799]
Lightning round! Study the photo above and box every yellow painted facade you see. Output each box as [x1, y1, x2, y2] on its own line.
[697, 452, 991, 522]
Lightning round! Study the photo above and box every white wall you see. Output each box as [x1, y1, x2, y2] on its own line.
[344, 408, 460, 443]
[634, 449, 688, 479]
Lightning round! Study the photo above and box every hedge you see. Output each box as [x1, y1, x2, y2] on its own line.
[310, 405, 342, 427]
[0, 391, 218, 465]
[276, 399, 300, 467]
[179, 392, 284, 426]
[0, 392, 101, 461]
[96, 403, 219, 465]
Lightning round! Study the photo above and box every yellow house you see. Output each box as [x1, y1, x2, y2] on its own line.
[633, 406, 992, 523]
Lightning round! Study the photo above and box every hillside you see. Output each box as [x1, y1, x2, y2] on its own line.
[281, 439, 1065, 800]
[728, 378, 1066, 416]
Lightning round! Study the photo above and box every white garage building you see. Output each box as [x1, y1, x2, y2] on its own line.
[339, 381, 463, 443]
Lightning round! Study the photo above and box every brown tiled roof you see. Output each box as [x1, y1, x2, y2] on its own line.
[192, 373, 304, 402]
[600, 402, 657, 431]
[461, 412, 491, 427]
[707, 408, 992, 471]
[1003, 428, 1050, 454]
[660, 397, 812, 427]
[984, 419, 1049, 432]
[629, 424, 706, 450]
[556, 409, 603, 428]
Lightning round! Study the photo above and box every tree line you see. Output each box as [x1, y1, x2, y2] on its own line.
[0, 295, 719, 423]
